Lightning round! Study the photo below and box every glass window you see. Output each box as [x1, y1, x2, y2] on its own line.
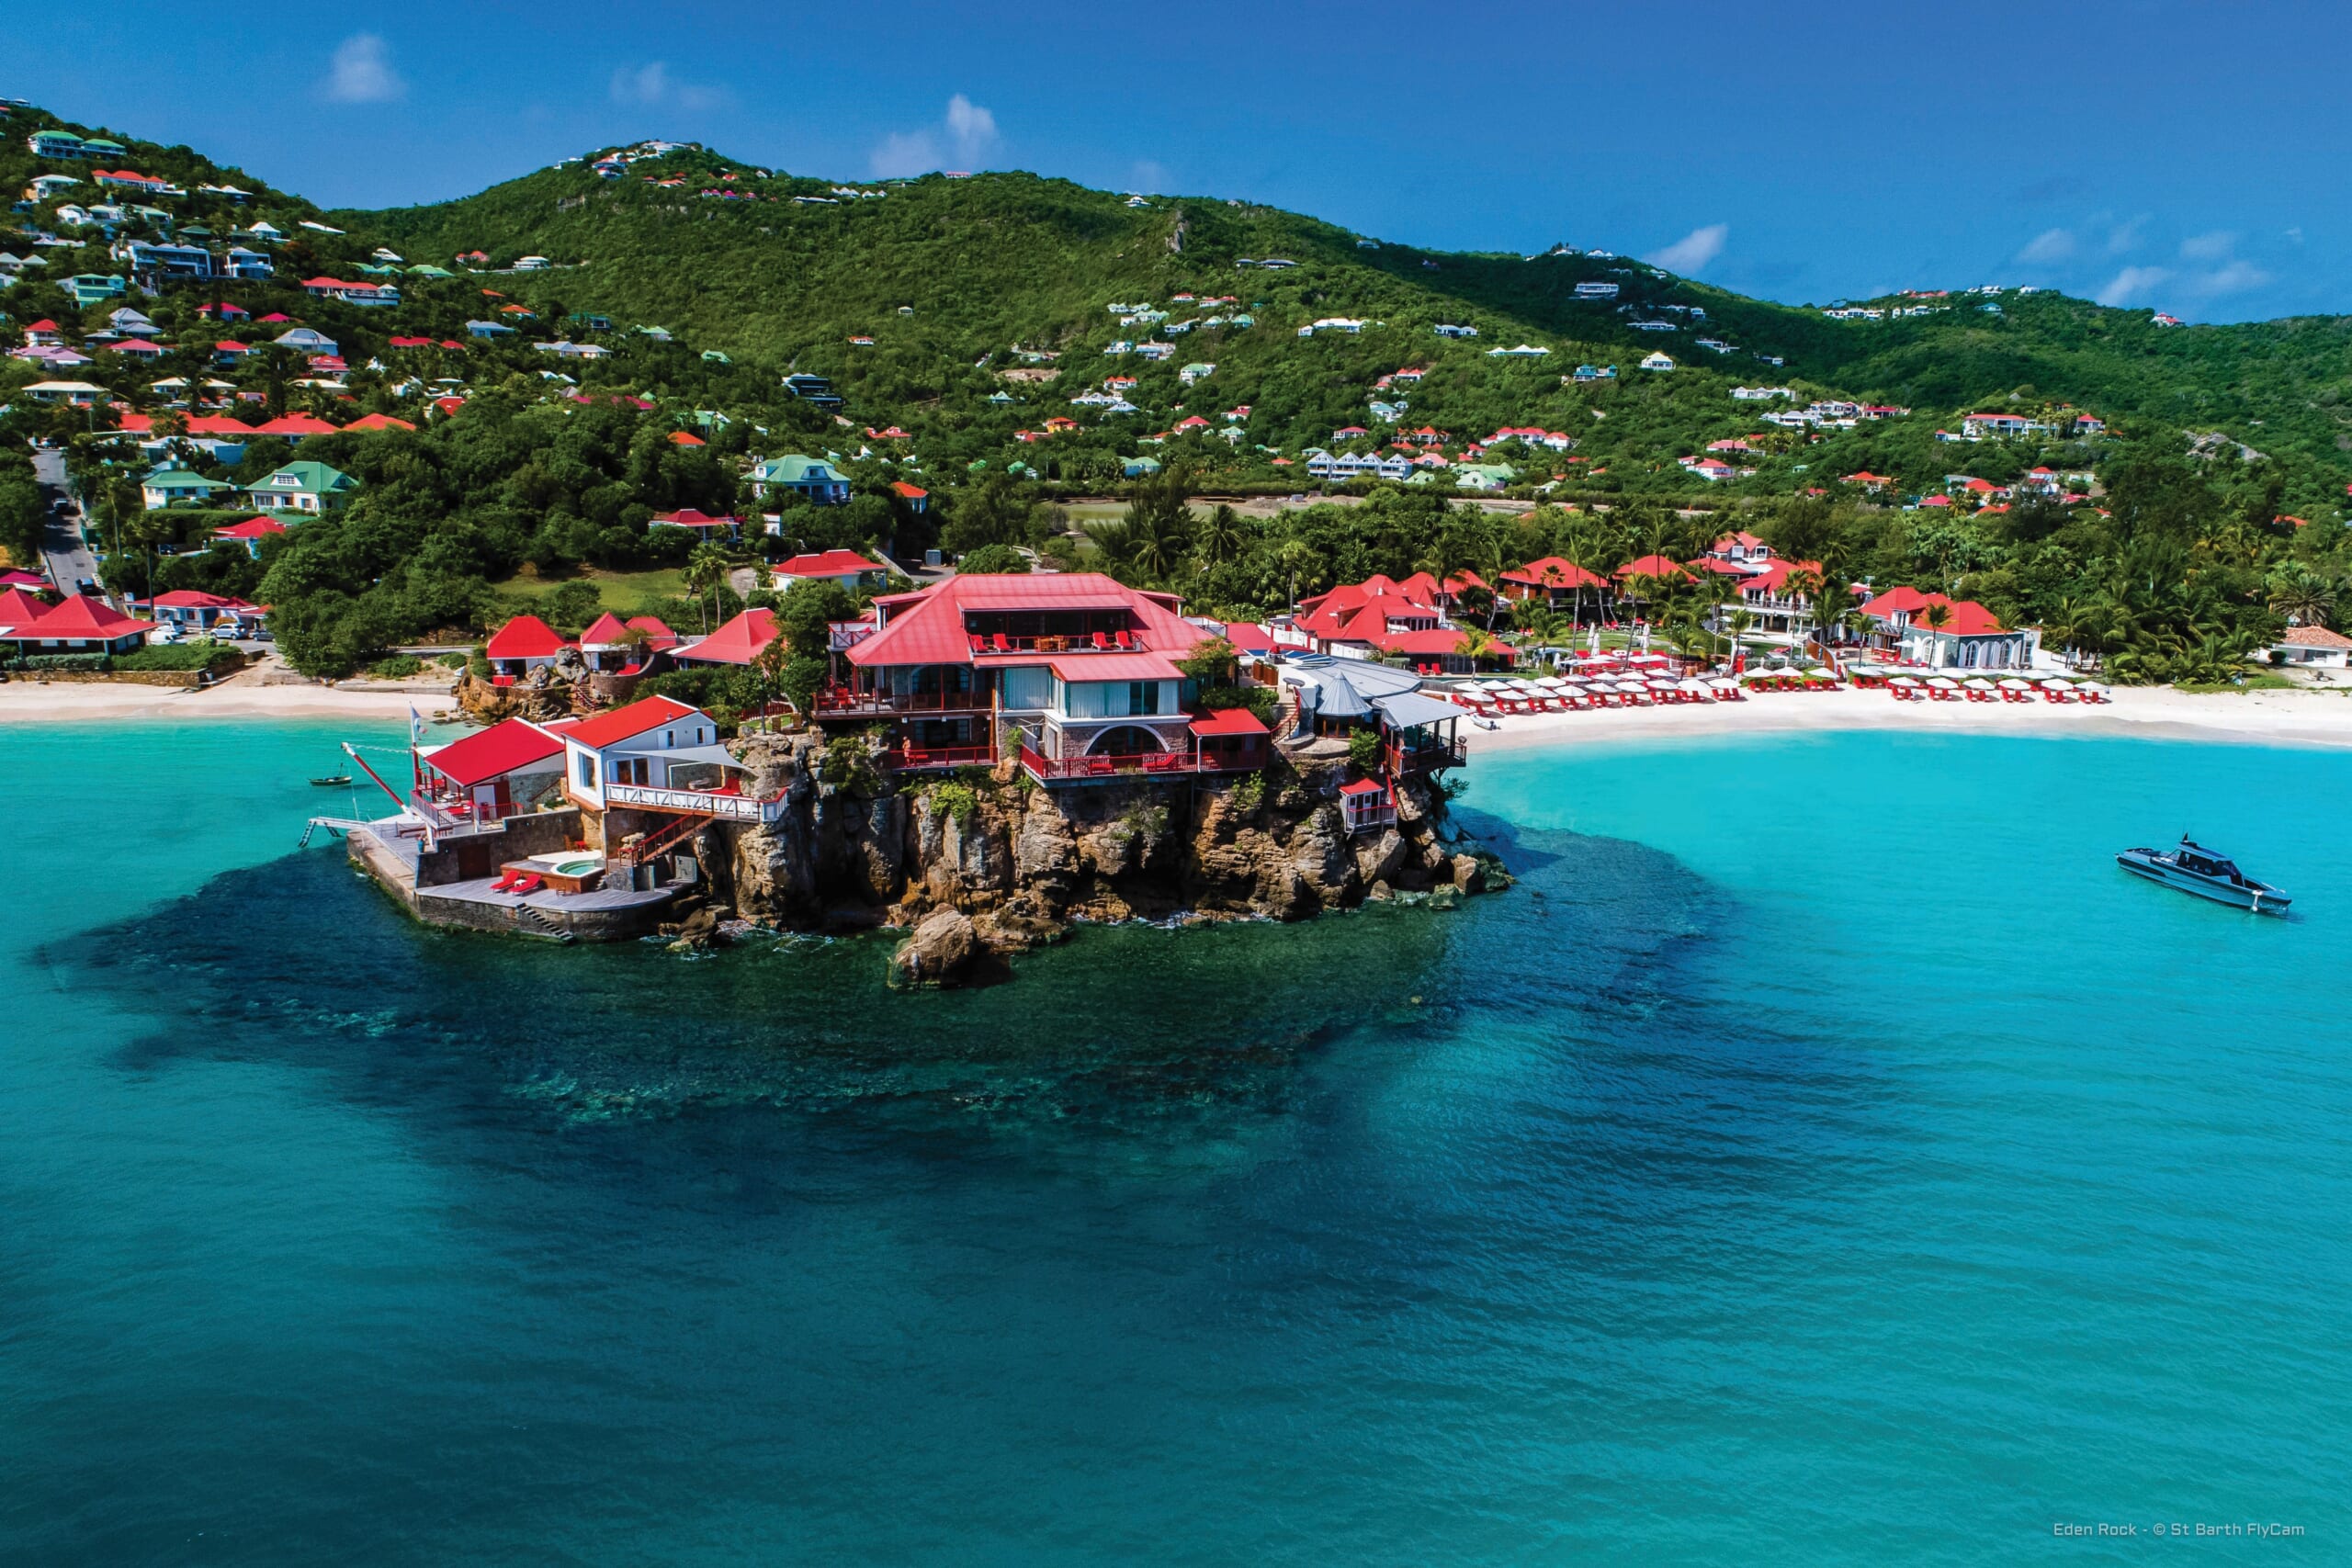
[1129, 681, 1159, 716]
[577, 751, 597, 788]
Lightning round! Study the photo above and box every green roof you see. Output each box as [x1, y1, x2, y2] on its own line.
[146, 469, 230, 491]
[251, 461, 357, 497]
[752, 455, 842, 483]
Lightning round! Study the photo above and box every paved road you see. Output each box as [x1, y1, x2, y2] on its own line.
[29, 445, 101, 598]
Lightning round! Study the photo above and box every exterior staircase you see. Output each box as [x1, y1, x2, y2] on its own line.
[512, 901, 575, 942]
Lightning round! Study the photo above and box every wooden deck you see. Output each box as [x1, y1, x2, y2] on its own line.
[426, 874, 678, 914]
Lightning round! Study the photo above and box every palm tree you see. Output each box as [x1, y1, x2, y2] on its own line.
[1275, 539, 1317, 610]
[2268, 568, 2335, 629]
[1781, 566, 1826, 649]
[1193, 502, 1246, 570]
[683, 544, 729, 635]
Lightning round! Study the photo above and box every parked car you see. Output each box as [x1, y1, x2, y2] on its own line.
[74, 577, 97, 595]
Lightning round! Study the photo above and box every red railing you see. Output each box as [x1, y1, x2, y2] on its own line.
[884, 743, 997, 770]
[1019, 743, 1205, 782]
[812, 685, 989, 716]
[966, 631, 1148, 654]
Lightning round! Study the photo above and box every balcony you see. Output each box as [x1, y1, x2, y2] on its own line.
[1383, 735, 1467, 775]
[1019, 742, 1211, 784]
[811, 683, 990, 718]
[605, 781, 785, 822]
[966, 630, 1147, 655]
[884, 742, 997, 772]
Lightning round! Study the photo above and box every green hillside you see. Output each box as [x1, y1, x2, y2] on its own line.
[2, 106, 2346, 688]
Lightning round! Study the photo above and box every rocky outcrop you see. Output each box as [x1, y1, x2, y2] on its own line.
[453, 646, 595, 725]
[707, 731, 1504, 982]
[888, 908, 977, 987]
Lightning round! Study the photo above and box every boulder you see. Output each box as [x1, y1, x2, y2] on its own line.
[1450, 853, 1486, 895]
[1354, 827, 1408, 886]
[888, 908, 978, 987]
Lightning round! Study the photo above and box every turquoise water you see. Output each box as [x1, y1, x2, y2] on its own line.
[3, 721, 2346, 1564]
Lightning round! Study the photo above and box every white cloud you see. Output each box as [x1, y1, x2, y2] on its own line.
[2187, 260, 2270, 297]
[869, 130, 941, 178]
[609, 62, 728, 112]
[2284, 225, 2305, 244]
[324, 34, 405, 105]
[1645, 222, 1728, 276]
[2095, 265, 2170, 307]
[945, 93, 999, 164]
[2178, 230, 2235, 262]
[2105, 216, 2146, 254]
[2016, 227, 2075, 265]
[871, 94, 1002, 177]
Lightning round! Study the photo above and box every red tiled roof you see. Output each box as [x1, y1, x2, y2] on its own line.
[422, 717, 564, 787]
[212, 517, 287, 541]
[888, 480, 928, 499]
[484, 615, 570, 660]
[149, 590, 258, 610]
[776, 549, 886, 578]
[1615, 554, 1690, 581]
[848, 571, 1206, 670]
[1501, 556, 1605, 590]
[578, 612, 632, 646]
[1189, 707, 1271, 736]
[673, 607, 777, 665]
[1046, 651, 1181, 682]
[650, 508, 736, 529]
[564, 694, 707, 749]
[1221, 621, 1275, 654]
[9, 594, 152, 640]
[254, 413, 338, 436]
[0, 587, 51, 626]
[345, 412, 415, 431]
[2280, 624, 2352, 649]
[667, 430, 706, 446]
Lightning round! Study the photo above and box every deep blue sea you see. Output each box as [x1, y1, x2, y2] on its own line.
[2, 720, 2345, 1565]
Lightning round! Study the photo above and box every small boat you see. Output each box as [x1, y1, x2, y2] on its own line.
[2116, 836, 2290, 914]
[310, 774, 353, 787]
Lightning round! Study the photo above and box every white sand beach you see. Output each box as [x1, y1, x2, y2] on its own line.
[0, 678, 444, 725]
[1460, 683, 2352, 753]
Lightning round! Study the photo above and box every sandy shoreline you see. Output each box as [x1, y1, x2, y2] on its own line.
[0, 679, 444, 725]
[6, 670, 2352, 752]
[1458, 684, 2352, 753]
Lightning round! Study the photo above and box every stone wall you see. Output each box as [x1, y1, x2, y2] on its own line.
[412, 807, 583, 888]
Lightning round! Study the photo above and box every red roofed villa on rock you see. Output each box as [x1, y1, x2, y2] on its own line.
[484, 615, 572, 679]
[815, 571, 1251, 780]
[417, 716, 569, 821]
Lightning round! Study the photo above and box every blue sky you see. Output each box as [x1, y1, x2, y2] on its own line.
[16, 1, 2348, 322]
